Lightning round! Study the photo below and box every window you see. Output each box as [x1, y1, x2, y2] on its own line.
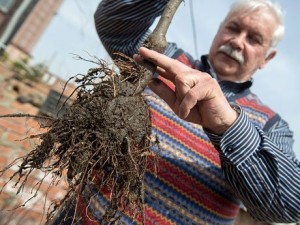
[0, 0, 16, 13]
[39, 89, 70, 118]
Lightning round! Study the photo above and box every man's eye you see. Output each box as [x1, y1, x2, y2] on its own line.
[228, 26, 239, 33]
[248, 36, 262, 45]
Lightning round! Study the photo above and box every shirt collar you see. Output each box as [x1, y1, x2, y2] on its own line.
[199, 55, 253, 94]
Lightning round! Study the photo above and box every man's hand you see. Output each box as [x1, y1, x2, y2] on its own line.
[134, 47, 238, 134]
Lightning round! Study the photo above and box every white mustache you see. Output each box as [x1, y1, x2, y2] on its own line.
[218, 45, 244, 65]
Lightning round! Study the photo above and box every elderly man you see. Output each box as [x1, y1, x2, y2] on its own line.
[52, 1, 300, 225]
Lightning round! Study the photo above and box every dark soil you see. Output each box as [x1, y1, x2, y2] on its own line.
[0, 55, 155, 224]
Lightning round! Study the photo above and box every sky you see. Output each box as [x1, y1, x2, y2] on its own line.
[31, 0, 300, 158]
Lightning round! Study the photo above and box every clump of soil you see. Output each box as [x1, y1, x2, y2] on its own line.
[0, 55, 155, 224]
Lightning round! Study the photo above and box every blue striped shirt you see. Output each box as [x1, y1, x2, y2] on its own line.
[94, 0, 300, 223]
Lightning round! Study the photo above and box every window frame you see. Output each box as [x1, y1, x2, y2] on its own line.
[0, 0, 16, 13]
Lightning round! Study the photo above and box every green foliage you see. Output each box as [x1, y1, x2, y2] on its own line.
[0, 51, 9, 62]
[11, 59, 46, 83]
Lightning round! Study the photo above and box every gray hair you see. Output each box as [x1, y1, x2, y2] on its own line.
[226, 0, 285, 53]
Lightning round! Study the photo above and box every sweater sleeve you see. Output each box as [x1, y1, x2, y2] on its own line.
[207, 108, 300, 223]
[94, 0, 172, 58]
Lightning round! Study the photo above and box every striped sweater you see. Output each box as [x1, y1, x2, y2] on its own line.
[54, 1, 300, 224]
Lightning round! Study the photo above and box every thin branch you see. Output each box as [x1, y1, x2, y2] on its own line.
[135, 0, 183, 93]
[0, 114, 53, 120]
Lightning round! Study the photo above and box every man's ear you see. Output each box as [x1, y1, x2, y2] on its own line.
[260, 50, 277, 69]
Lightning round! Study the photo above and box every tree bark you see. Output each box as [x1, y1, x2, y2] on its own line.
[136, 0, 183, 93]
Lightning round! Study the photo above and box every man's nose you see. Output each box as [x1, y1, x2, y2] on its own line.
[229, 33, 246, 51]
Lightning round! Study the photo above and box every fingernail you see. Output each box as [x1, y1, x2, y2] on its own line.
[133, 54, 143, 63]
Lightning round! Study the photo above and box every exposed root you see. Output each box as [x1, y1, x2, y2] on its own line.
[0, 57, 155, 224]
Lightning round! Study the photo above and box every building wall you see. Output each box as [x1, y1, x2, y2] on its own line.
[9, 0, 64, 60]
[0, 0, 21, 36]
[0, 62, 72, 225]
[1, 0, 63, 62]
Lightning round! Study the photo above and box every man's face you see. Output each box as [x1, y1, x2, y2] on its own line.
[208, 8, 278, 81]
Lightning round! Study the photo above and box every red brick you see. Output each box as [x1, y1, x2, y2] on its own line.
[0, 167, 16, 179]
[7, 131, 37, 150]
[47, 186, 67, 200]
[0, 119, 12, 130]
[1, 207, 45, 224]
[7, 131, 25, 142]
[0, 66, 77, 225]
[24, 119, 48, 138]
[21, 140, 35, 150]
[0, 191, 13, 203]
[12, 101, 39, 115]
[0, 146, 17, 168]
[6, 132, 33, 152]
[26, 118, 42, 130]
[2, 149, 23, 164]
[0, 118, 28, 135]
[0, 105, 16, 115]
[0, 125, 7, 133]
[0, 146, 13, 155]
[0, 156, 8, 166]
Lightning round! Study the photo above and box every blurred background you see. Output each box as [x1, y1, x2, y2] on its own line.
[0, 0, 299, 224]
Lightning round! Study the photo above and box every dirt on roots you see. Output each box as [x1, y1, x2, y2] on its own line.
[0, 55, 157, 224]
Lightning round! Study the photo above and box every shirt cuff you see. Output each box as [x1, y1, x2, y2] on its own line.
[206, 106, 261, 165]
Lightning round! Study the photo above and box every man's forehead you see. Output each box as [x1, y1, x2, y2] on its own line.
[226, 7, 279, 23]
[224, 9, 277, 34]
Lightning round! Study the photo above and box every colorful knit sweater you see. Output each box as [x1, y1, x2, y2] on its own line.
[51, 1, 300, 225]
[71, 52, 292, 225]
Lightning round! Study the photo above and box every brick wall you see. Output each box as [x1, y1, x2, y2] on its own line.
[0, 63, 70, 225]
